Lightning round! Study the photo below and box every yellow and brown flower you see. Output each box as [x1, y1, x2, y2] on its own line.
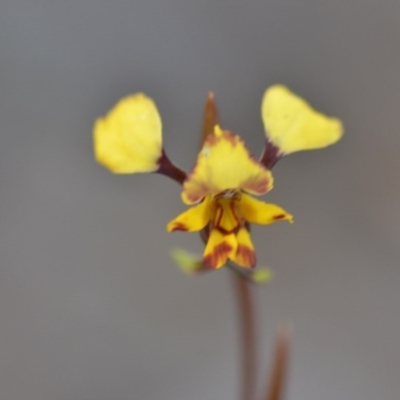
[93, 85, 343, 271]
[167, 126, 293, 269]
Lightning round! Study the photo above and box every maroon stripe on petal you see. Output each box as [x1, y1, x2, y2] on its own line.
[203, 241, 233, 269]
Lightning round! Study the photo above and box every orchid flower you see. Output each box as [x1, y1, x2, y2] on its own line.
[94, 85, 342, 271]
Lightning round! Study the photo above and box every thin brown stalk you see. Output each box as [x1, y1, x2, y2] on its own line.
[262, 325, 291, 400]
[232, 273, 257, 400]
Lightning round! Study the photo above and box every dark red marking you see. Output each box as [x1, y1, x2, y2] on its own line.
[170, 222, 188, 232]
[203, 241, 233, 269]
[181, 160, 210, 203]
[156, 149, 187, 185]
[212, 199, 241, 235]
[223, 131, 240, 147]
[215, 225, 241, 235]
[214, 203, 223, 227]
[246, 177, 271, 194]
[230, 200, 241, 226]
[259, 140, 283, 170]
[236, 245, 256, 268]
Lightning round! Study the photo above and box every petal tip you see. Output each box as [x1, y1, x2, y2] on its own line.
[203, 244, 233, 269]
[273, 213, 294, 223]
[235, 245, 257, 268]
[167, 221, 189, 232]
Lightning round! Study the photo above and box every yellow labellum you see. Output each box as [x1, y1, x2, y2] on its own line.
[203, 229, 238, 269]
[261, 85, 343, 155]
[94, 93, 162, 173]
[167, 190, 293, 269]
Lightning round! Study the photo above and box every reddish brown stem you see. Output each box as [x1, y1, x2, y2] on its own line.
[259, 141, 282, 170]
[263, 325, 290, 400]
[156, 149, 187, 185]
[232, 273, 257, 400]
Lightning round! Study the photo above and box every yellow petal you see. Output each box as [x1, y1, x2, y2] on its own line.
[203, 229, 238, 269]
[238, 194, 293, 225]
[232, 227, 256, 268]
[182, 127, 273, 204]
[261, 85, 343, 155]
[167, 196, 213, 232]
[94, 93, 162, 173]
[213, 197, 241, 233]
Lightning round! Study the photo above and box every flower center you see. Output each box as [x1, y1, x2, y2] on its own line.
[215, 189, 242, 200]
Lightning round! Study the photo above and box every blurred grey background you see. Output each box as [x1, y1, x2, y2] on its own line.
[1, 1, 399, 399]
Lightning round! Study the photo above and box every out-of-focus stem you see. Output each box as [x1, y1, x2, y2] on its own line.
[263, 325, 290, 400]
[232, 273, 257, 400]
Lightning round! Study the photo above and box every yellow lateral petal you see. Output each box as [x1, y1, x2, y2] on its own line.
[94, 93, 162, 173]
[182, 127, 273, 204]
[167, 196, 213, 232]
[261, 85, 343, 155]
[238, 194, 294, 225]
[203, 229, 238, 269]
[232, 227, 256, 268]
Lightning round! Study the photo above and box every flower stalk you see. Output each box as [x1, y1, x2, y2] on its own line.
[232, 272, 258, 400]
[263, 325, 291, 400]
[156, 150, 187, 185]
